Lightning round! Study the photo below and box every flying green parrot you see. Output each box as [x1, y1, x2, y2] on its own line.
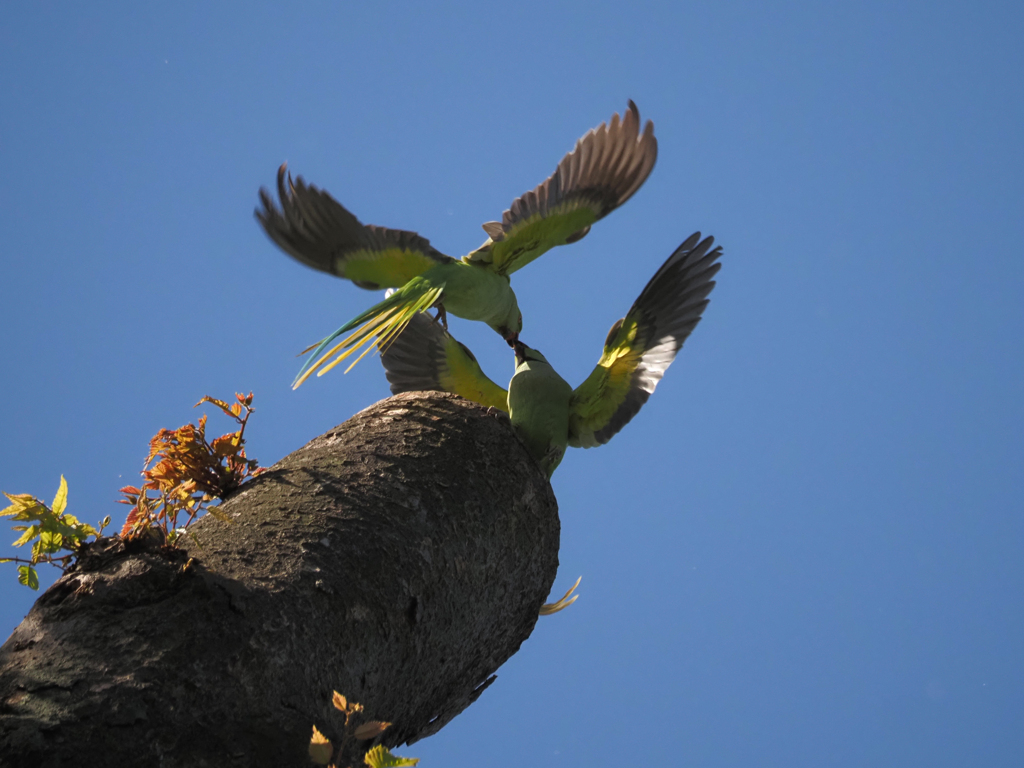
[380, 232, 722, 477]
[255, 101, 657, 388]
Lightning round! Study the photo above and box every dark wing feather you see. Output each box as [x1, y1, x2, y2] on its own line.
[568, 233, 722, 448]
[256, 164, 453, 289]
[465, 101, 658, 276]
[380, 312, 509, 412]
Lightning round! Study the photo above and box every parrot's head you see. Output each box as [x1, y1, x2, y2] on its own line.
[513, 341, 552, 372]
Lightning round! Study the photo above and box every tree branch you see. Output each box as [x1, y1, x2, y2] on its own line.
[0, 392, 560, 767]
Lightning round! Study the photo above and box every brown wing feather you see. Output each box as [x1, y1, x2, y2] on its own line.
[468, 101, 658, 275]
[380, 312, 509, 412]
[256, 164, 453, 289]
[568, 233, 722, 448]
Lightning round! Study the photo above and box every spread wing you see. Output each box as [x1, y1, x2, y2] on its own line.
[464, 101, 658, 276]
[380, 312, 509, 412]
[568, 232, 721, 448]
[256, 164, 454, 290]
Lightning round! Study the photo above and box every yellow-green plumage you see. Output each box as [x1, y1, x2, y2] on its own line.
[463, 101, 657, 277]
[474, 206, 598, 275]
[291, 260, 519, 388]
[380, 312, 509, 412]
[294, 281, 446, 386]
[380, 233, 723, 476]
[256, 101, 658, 386]
[342, 248, 444, 288]
[507, 347, 574, 476]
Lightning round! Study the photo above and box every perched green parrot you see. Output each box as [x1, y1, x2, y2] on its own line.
[380, 232, 722, 477]
[255, 101, 657, 388]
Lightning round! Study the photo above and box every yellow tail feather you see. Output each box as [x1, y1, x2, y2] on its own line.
[317, 308, 404, 377]
[299, 287, 444, 384]
[292, 307, 403, 388]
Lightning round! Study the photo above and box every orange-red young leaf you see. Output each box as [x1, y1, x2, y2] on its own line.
[309, 725, 333, 765]
[116, 392, 263, 540]
[196, 395, 232, 413]
[120, 506, 143, 537]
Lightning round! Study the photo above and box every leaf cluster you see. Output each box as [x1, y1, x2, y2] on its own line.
[309, 691, 418, 768]
[0, 476, 109, 590]
[3, 392, 265, 589]
[119, 393, 265, 542]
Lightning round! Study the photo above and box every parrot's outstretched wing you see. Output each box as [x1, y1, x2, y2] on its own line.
[568, 232, 721, 448]
[380, 312, 510, 412]
[464, 101, 658, 276]
[256, 164, 455, 289]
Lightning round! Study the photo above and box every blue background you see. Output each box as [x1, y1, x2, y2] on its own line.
[2, 2, 1022, 765]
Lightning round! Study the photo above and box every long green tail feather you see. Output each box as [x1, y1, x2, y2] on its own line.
[292, 284, 444, 388]
[292, 288, 421, 386]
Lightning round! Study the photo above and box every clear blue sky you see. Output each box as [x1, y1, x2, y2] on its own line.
[2, 2, 1022, 765]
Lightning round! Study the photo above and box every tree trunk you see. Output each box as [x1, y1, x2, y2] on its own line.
[0, 392, 560, 767]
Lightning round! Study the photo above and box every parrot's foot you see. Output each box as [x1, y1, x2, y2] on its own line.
[539, 576, 581, 616]
[484, 406, 510, 423]
[433, 305, 448, 331]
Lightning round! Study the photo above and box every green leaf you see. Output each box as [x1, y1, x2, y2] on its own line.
[18, 565, 39, 590]
[1, 492, 39, 516]
[2, 498, 46, 522]
[185, 529, 207, 554]
[204, 505, 236, 524]
[51, 476, 68, 516]
[364, 744, 419, 767]
[38, 530, 63, 555]
[12, 525, 39, 548]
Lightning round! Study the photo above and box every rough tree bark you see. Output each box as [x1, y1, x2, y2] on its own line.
[0, 392, 560, 767]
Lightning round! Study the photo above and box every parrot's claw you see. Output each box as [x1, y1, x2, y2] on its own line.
[485, 406, 510, 422]
[539, 576, 582, 616]
[433, 305, 448, 331]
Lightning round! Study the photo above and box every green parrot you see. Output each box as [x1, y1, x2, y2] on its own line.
[380, 232, 722, 477]
[255, 101, 657, 388]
